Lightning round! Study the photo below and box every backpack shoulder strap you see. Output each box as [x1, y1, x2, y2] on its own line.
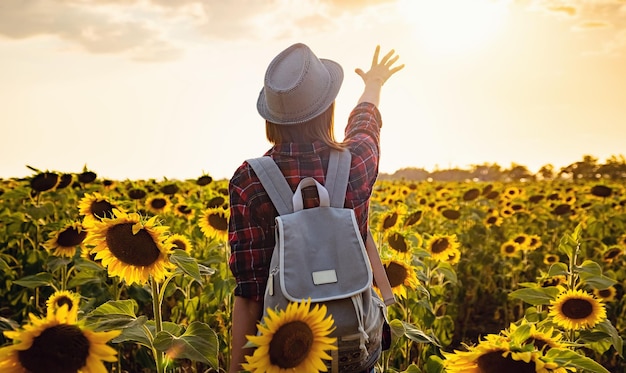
[325, 149, 351, 208]
[246, 157, 293, 216]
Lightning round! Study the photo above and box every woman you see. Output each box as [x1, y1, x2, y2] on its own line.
[228, 43, 404, 372]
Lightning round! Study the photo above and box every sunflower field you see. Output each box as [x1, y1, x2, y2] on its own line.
[0, 165, 625, 372]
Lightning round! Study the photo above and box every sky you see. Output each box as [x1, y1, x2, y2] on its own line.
[1, 0, 625, 181]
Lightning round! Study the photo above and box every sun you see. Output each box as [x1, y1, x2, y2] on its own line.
[397, 0, 509, 56]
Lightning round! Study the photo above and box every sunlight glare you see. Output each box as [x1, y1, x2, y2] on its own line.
[397, 0, 509, 56]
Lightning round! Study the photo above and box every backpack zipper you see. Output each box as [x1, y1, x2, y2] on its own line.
[268, 266, 279, 296]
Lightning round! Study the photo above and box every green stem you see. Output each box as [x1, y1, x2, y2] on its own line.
[151, 277, 165, 373]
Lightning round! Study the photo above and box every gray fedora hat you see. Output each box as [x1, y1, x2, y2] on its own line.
[257, 43, 343, 125]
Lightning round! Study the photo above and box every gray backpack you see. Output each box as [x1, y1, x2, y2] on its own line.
[247, 149, 394, 372]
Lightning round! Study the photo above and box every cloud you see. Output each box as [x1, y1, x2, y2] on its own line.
[0, 0, 184, 61]
[573, 20, 613, 30]
[0, 0, 384, 60]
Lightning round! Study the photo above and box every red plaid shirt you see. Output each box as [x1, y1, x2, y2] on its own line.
[228, 102, 382, 300]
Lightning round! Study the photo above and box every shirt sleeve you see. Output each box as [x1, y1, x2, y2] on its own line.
[343, 102, 383, 236]
[228, 164, 275, 300]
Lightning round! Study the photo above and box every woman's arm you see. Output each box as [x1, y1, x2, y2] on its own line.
[229, 296, 263, 373]
[355, 45, 404, 107]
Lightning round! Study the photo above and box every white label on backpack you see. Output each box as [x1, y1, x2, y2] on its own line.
[312, 270, 338, 285]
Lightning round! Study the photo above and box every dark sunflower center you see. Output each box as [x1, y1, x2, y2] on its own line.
[172, 239, 187, 251]
[486, 216, 498, 224]
[177, 205, 192, 215]
[19, 324, 90, 373]
[150, 198, 167, 209]
[526, 337, 550, 351]
[105, 223, 160, 266]
[207, 196, 226, 208]
[54, 296, 74, 310]
[430, 238, 450, 254]
[598, 289, 612, 298]
[476, 350, 536, 373]
[385, 261, 408, 288]
[91, 200, 116, 220]
[463, 188, 480, 201]
[514, 236, 527, 245]
[561, 297, 593, 319]
[442, 209, 460, 220]
[404, 211, 422, 226]
[604, 249, 621, 260]
[504, 244, 516, 254]
[269, 320, 314, 368]
[31, 172, 59, 192]
[382, 213, 398, 230]
[388, 233, 408, 253]
[552, 204, 571, 216]
[57, 228, 87, 247]
[208, 213, 228, 231]
[127, 188, 147, 200]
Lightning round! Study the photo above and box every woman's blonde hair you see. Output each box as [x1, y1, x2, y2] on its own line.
[265, 103, 346, 151]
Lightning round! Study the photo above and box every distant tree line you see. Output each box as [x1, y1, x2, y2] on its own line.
[378, 154, 626, 182]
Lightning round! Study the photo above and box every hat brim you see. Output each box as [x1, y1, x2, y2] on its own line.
[257, 58, 343, 125]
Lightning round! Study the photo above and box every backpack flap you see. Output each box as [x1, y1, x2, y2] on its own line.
[275, 206, 373, 303]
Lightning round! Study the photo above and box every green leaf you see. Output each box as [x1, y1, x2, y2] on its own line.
[424, 355, 445, 373]
[46, 256, 71, 272]
[508, 287, 561, 305]
[0, 257, 13, 275]
[595, 319, 623, 357]
[434, 262, 457, 285]
[112, 317, 151, 347]
[401, 321, 440, 346]
[85, 299, 139, 331]
[170, 250, 202, 283]
[13, 272, 55, 288]
[400, 363, 422, 373]
[578, 260, 616, 289]
[152, 321, 219, 368]
[67, 271, 104, 288]
[545, 348, 610, 373]
[547, 262, 568, 277]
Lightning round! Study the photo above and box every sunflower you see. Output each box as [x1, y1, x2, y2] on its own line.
[443, 334, 549, 373]
[78, 192, 118, 226]
[43, 222, 87, 258]
[506, 322, 565, 352]
[527, 235, 542, 251]
[602, 246, 623, 263]
[543, 254, 560, 266]
[145, 195, 172, 215]
[549, 289, 607, 330]
[386, 230, 421, 257]
[500, 240, 521, 258]
[403, 209, 423, 227]
[484, 213, 503, 227]
[30, 171, 59, 192]
[380, 259, 419, 299]
[46, 290, 82, 323]
[425, 234, 461, 262]
[593, 286, 617, 303]
[198, 207, 229, 241]
[512, 233, 531, 249]
[84, 208, 174, 285]
[173, 202, 194, 219]
[242, 299, 337, 373]
[0, 306, 120, 373]
[166, 233, 193, 254]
